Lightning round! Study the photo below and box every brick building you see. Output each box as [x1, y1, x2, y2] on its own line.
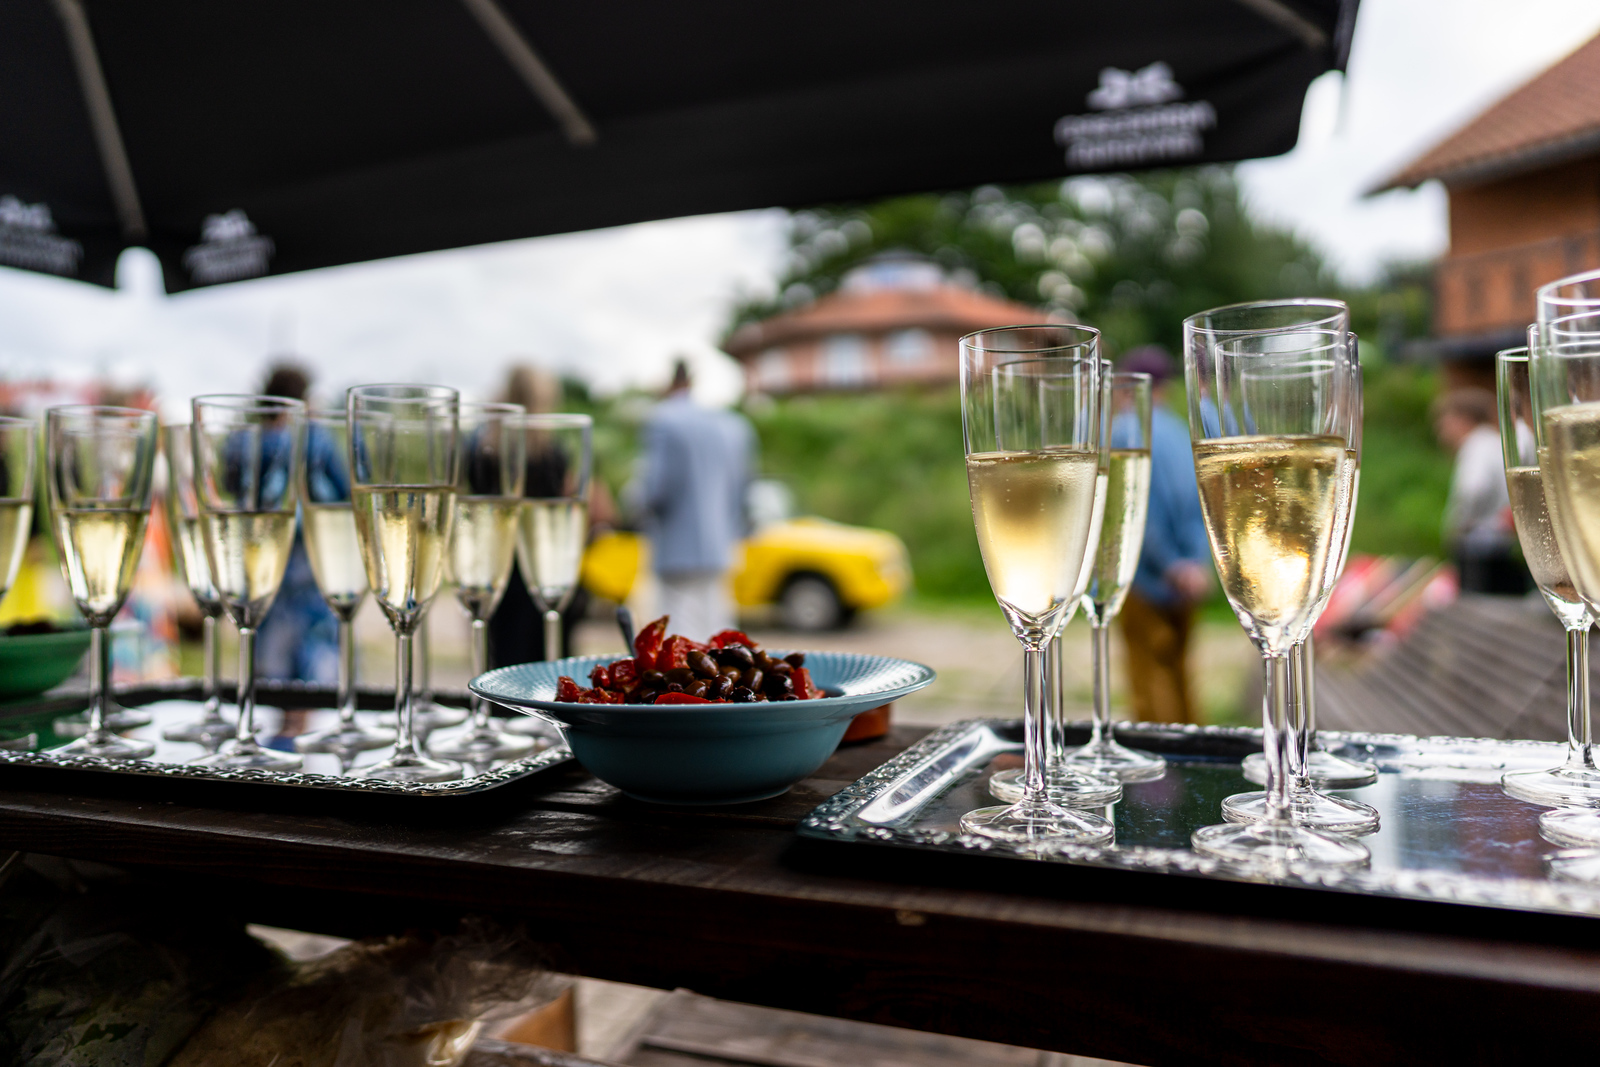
[723, 255, 1044, 395]
[1375, 32, 1600, 382]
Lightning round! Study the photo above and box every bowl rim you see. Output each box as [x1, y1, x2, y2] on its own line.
[470, 650, 935, 716]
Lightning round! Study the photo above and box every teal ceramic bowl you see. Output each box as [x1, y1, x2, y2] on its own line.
[471, 651, 935, 805]
[0, 628, 91, 701]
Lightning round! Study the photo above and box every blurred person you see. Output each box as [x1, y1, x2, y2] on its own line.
[1434, 387, 1526, 594]
[637, 359, 755, 639]
[1116, 347, 1213, 725]
[487, 365, 616, 666]
[255, 364, 340, 684]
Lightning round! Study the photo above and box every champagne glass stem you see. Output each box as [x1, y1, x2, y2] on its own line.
[469, 617, 490, 729]
[202, 613, 220, 715]
[544, 608, 562, 662]
[1261, 651, 1292, 821]
[1287, 641, 1310, 784]
[1047, 636, 1066, 768]
[86, 623, 111, 743]
[1089, 621, 1112, 748]
[337, 615, 357, 727]
[417, 618, 432, 702]
[235, 626, 258, 745]
[394, 631, 419, 757]
[1567, 625, 1594, 771]
[1022, 643, 1049, 803]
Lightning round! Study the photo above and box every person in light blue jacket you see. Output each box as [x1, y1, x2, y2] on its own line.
[1117, 347, 1214, 724]
[640, 359, 755, 639]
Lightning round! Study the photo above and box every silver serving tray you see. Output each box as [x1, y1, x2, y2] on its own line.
[0, 684, 571, 798]
[799, 718, 1600, 919]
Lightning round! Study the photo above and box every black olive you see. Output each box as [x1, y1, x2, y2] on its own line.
[637, 692, 658, 704]
[766, 673, 793, 697]
[704, 675, 730, 699]
[666, 682, 684, 693]
[754, 651, 775, 670]
[641, 670, 668, 688]
[718, 645, 755, 669]
[666, 667, 696, 686]
[688, 651, 719, 678]
[688, 679, 710, 698]
[784, 652, 805, 668]
[741, 667, 764, 692]
[769, 660, 793, 677]
[719, 665, 742, 682]
[729, 685, 755, 703]
[777, 694, 798, 701]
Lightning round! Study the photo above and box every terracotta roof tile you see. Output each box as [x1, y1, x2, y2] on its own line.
[725, 284, 1044, 357]
[1374, 32, 1600, 191]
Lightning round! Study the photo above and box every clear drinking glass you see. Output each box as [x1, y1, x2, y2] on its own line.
[1184, 304, 1368, 868]
[190, 395, 307, 771]
[1224, 343, 1379, 835]
[1514, 271, 1600, 819]
[294, 411, 395, 768]
[46, 405, 159, 760]
[348, 385, 462, 783]
[958, 325, 1116, 846]
[1492, 346, 1600, 845]
[430, 403, 537, 765]
[516, 414, 592, 662]
[161, 424, 233, 750]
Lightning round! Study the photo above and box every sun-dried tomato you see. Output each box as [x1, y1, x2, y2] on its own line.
[659, 635, 694, 671]
[634, 616, 667, 670]
[589, 663, 612, 690]
[792, 667, 822, 700]
[653, 691, 715, 704]
[709, 629, 755, 649]
[555, 675, 585, 702]
[609, 658, 639, 691]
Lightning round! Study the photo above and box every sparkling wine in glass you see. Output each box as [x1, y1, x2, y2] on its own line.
[430, 403, 537, 765]
[46, 405, 159, 760]
[516, 413, 592, 661]
[959, 325, 1117, 846]
[348, 384, 462, 783]
[294, 411, 395, 768]
[1184, 307, 1367, 869]
[161, 424, 233, 750]
[1062, 372, 1166, 782]
[191, 395, 306, 771]
[1218, 340, 1379, 835]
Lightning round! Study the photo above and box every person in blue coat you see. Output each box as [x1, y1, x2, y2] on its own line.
[1117, 346, 1214, 724]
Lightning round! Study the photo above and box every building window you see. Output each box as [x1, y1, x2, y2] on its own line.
[756, 348, 789, 390]
[823, 334, 870, 386]
[885, 328, 932, 365]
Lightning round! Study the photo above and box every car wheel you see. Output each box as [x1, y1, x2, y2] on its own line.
[777, 574, 848, 631]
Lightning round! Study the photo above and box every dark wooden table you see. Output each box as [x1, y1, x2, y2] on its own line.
[2, 710, 1599, 1066]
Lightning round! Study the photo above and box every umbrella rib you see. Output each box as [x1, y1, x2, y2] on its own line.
[50, 0, 148, 239]
[457, 0, 597, 146]
[1230, 0, 1329, 52]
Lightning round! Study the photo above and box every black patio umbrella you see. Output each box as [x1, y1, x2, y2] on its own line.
[0, 0, 1357, 292]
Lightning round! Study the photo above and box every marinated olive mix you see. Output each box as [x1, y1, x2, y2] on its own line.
[554, 616, 823, 705]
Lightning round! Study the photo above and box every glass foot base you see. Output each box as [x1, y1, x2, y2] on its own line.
[1539, 807, 1600, 848]
[194, 740, 302, 772]
[356, 752, 462, 783]
[1192, 820, 1369, 868]
[1547, 848, 1600, 885]
[988, 767, 1122, 807]
[412, 706, 468, 738]
[1061, 739, 1167, 783]
[1242, 749, 1378, 789]
[1221, 789, 1380, 835]
[296, 722, 396, 756]
[960, 800, 1114, 846]
[162, 715, 235, 747]
[428, 726, 536, 763]
[56, 733, 155, 761]
[54, 708, 154, 737]
[1502, 763, 1600, 807]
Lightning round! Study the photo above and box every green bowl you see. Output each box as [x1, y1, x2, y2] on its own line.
[0, 629, 91, 700]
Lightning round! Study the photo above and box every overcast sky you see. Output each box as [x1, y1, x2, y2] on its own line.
[3, 0, 1600, 411]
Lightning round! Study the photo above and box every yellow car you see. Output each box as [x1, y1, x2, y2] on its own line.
[580, 517, 911, 631]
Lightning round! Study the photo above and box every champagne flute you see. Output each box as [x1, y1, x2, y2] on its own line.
[294, 411, 395, 767]
[958, 325, 1115, 845]
[1217, 340, 1379, 835]
[0, 417, 34, 605]
[1062, 372, 1166, 782]
[430, 403, 536, 764]
[516, 413, 592, 662]
[161, 424, 233, 749]
[45, 405, 158, 760]
[1184, 305, 1367, 868]
[988, 361, 1122, 806]
[191, 395, 307, 771]
[412, 619, 467, 737]
[348, 384, 462, 783]
[1513, 271, 1600, 822]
